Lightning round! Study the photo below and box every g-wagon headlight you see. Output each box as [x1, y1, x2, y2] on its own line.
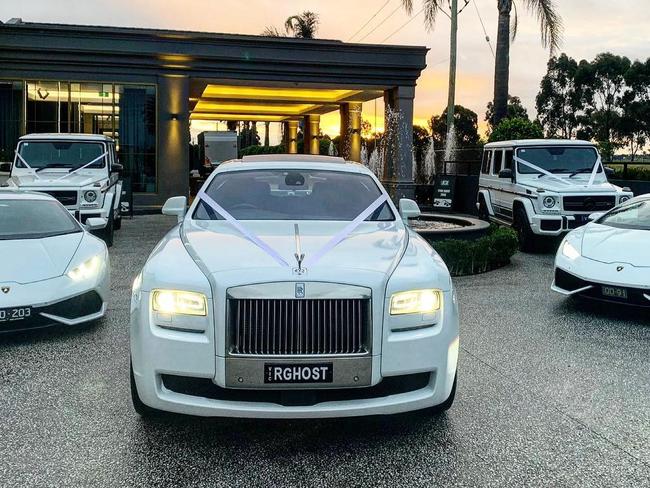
[390, 289, 441, 315]
[543, 196, 557, 208]
[83, 190, 98, 203]
[151, 290, 207, 316]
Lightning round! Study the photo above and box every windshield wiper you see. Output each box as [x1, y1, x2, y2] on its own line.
[537, 168, 569, 178]
[34, 163, 73, 172]
[569, 167, 594, 178]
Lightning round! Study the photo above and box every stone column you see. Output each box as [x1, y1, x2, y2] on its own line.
[287, 120, 298, 154]
[146, 75, 189, 207]
[306, 114, 320, 155]
[383, 86, 415, 201]
[339, 104, 350, 158]
[348, 102, 362, 163]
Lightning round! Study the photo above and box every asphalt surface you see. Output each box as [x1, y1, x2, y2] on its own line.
[1, 215, 648, 487]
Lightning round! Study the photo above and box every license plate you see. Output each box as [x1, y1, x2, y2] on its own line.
[264, 363, 333, 384]
[602, 286, 628, 300]
[0, 306, 33, 323]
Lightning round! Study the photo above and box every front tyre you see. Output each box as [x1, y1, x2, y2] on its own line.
[96, 203, 115, 247]
[514, 207, 536, 253]
[478, 195, 490, 222]
[130, 360, 162, 418]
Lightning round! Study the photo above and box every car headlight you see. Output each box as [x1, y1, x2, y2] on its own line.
[83, 190, 98, 203]
[67, 254, 104, 281]
[619, 195, 631, 204]
[151, 289, 207, 316]
[390, 289, 441, 315]
[561, 240, 581, 260]
[543, 196, 557, 208]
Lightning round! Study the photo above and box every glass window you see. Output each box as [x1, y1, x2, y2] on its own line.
[194, 169, 394, 221]
[517, 146, 600, 175]
[0, 81, 24, 163]
[598, 199, 650, 231]
[504, 150, 514, 170]
[492, 150, 503, 175]
[16, 140, 106, 169]
[481, 150, 492, 174]
[0, 199, 81, 240]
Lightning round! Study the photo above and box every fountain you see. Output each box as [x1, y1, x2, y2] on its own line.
[424, 137, 436, 184]
[443, 123, 457, 174]
[368, 148, 381, 177]
[360, 145, 369, 167]
[412, 150, 417, 183]
[328, 141, 336, 156]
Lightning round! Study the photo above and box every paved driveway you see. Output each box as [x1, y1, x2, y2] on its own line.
[1, 215, 648, 487]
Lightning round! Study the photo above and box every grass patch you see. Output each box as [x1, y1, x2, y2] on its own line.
[432, 225, 519, 276]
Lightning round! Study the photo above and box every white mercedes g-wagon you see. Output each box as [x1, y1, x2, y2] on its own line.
[2, 134, 123, 246]
[476, 139, 633, 251]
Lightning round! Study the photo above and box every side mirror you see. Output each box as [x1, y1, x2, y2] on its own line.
[112, 162, 124, 174]
[399, 198, 421, 223]
[85, 217, 108, 230]
[0, 162, 11, 172]
[588, 212, 605, 222]
[498, 168, 514, 180]
[604, 166, 615, 178]
[162, 196, 187, 222]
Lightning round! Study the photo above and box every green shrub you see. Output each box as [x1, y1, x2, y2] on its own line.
[239, 144, 286, 157]
[432, 225, 519, 276]
[488, 117, 543, 143]
[611, 166, 650, 181]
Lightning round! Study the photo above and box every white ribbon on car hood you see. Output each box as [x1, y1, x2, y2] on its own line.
[514, 154, 603, 188]
[14, 151, 107, 182]
[14, 151, 41, 180]
[196, 190, 389, 270]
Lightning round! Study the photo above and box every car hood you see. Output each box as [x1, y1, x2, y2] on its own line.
[182, 219, 407, 277]
[581, 224, 650, 267]
[0, 233, 82, 284]
[9, 172, 103, 188]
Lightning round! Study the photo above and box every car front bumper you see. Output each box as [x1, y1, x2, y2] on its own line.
[130, 290, 459, 418]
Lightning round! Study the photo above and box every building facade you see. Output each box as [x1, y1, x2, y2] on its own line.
[0, 19, 427, 209]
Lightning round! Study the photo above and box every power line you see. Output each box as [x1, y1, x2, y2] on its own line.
[348, 0, 391, 42]
[381, 6, 425, 43]
[472, 0, 495, 58]
[357, 4, 403, 42]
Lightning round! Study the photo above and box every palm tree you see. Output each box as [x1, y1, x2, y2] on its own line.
[401, 0, 562, 126]
[285, 11, 319, 39]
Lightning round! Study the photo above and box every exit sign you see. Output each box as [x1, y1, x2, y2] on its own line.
[99, 91, 110, 97]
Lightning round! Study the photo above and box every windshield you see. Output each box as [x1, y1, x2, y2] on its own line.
[516, 146, 600, 175]
[0, 199, 82, 240]
[16, 141, 106, 170]
[194, 169, 394, 221]
[598, 199, 650, 231]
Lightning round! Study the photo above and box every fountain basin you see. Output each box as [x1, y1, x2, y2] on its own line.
[409, 213, 490, 242]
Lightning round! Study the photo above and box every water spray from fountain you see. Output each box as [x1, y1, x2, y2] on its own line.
[360, 145, 369, 167]
[328, 141, 335, 156]
[443, 123, 457, 174]
[424, 137, 436, 184]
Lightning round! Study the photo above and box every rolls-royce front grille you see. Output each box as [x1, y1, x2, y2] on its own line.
[42, 190, 78, 206]
[228, 298, 370, 356]
[562, 195, 615, 212]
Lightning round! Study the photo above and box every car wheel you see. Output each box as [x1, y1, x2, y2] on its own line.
[422, 374, 456, 416]
[113, 205, 122, 230]
[514, 207, 536, 253]
[98, 204, 115, 247]
[130, 360, 162, 418]
[478, 196, 490, 222]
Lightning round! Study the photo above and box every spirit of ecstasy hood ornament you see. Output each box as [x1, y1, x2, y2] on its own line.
[293, 224, 306, 275]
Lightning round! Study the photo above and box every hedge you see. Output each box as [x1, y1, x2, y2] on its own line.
[432, 225, 519, 276]
[611, 166, 650, 181]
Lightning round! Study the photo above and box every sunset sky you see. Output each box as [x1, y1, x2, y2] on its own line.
[3, 0, 649, 140]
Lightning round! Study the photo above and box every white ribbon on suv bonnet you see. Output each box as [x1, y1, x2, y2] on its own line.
[196, 189, 389, 270]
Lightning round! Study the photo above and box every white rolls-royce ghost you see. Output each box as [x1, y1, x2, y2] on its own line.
[130, 155, 459, 418]
[0, 190, 110, 332]
[553, 194, 650, 307]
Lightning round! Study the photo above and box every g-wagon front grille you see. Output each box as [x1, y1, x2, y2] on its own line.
[228, 298, 370, 356]
[42, 190, 78, 206]
[562, 195, 615, 212]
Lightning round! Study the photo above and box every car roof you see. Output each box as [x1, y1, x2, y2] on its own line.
[0, 189, 59, 201]
[216, 154, 371, 174]
[484, 139, 596, 148]
[18, 133, 114, 142]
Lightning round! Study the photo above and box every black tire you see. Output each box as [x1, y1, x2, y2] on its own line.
[113, 208, 122, 231]
[513, 206, 536, 253]
[478, 195, 490, 222]
[423, 374, 456, 416]
[130, 360, 162, 418]
[98, 203, 115, 247]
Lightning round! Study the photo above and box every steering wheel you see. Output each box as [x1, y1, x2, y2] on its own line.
[228, 203, 257, 211]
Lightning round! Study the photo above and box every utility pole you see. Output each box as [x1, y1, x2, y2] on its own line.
[446, 0, 458, 132]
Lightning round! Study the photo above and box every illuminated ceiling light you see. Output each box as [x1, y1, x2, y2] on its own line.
[189, 113, 289, 122]
[201, 85, 365, 103]
[193, 101, 316, 115]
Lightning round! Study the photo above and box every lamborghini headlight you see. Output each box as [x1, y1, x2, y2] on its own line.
[390, 289, 442, 315]
[151, 290, 207, 316]
[67, 254, 103, 281]
[561, 240, 581, 260]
